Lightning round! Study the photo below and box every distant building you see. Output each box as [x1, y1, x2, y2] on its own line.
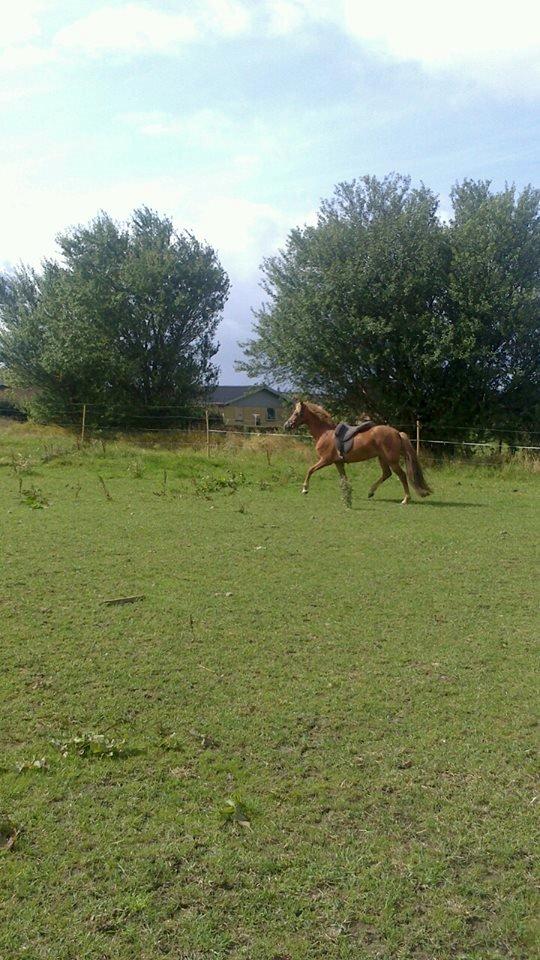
[209, 384, 289, 428]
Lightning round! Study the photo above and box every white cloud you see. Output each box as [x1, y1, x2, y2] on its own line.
[265, 0, 310, 36]
[204, 0, 252, 37]
[263, 0, 540, 91]
[340, 0, 539, 68]
[1, 2, 44, 46]
[55, 4, 198, 54]
[54, 1, 252, 56]
[0, 45, 55, 71]
[192, 195, 292, 265]
[0, 1, 58, 72]
[261, 0, 540, 70]
[1, 0, 538, 93]
[0, 161, 308, 278]
[124, 108, 236, 145]
[121, 108, 277, 178]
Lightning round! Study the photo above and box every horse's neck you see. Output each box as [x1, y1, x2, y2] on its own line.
[304, 410, 335, 440]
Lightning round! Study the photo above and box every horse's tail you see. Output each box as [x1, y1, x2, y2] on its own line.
[399, 432, 432, 498]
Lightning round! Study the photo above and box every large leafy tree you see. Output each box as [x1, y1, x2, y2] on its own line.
[238, 175, 539, 431]
[238, 174, 452, 423]
[447, 180, 540, 438]
[0, 208, 230, 424]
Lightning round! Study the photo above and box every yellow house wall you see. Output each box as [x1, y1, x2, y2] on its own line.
[219, 403, 287, 427]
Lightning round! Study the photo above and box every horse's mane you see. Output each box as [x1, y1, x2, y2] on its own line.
[304, 401, 335, 424]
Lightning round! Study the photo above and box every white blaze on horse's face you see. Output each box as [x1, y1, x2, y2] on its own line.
[284, 401, 304, 430]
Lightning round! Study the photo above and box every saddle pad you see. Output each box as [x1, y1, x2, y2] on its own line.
[335, 420, 375, 456]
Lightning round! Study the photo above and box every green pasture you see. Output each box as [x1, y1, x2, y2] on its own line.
[0, 424, 538, 959]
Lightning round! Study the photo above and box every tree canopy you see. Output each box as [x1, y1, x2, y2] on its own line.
[0, 207, 230, 424]
[238, 175, 539, 435]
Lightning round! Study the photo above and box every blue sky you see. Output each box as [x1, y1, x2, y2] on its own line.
[1, 0, 539, 381]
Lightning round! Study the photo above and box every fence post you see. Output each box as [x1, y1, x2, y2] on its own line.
[205, 409, 210, 458]
[416, 419, 420, 455]
[81, 404, 87, 445]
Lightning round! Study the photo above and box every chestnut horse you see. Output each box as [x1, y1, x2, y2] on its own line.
[284, 400, 431, 505]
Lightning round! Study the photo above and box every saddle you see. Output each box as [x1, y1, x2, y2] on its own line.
[334, 420, 375, 458]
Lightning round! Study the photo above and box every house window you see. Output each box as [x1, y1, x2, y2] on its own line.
[234, 409, 244, 422]
[266, 407, 276, 421]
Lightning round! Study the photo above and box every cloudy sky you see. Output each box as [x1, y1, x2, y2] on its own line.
[1, 0, 539, 381]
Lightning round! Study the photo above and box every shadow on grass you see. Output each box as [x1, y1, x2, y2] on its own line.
[367, 498, 484, 508]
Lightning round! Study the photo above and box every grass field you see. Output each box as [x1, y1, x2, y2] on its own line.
[0, 423, 538, 960]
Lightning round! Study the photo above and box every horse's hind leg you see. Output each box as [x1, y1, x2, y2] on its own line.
[390, 461, 411, 505]
[335, 461, 352, 507]
[368, 457, 391, 499]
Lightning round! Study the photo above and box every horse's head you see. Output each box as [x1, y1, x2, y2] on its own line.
[283, 399, 306, 431]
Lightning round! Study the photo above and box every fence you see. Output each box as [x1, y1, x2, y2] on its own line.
[4, 400, 538, 460]
[62, 404, 540, 463]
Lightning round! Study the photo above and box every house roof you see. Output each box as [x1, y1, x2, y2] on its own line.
[209, 384, 287, 405]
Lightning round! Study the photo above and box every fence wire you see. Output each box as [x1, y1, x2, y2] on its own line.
[5, 400, 539, 454]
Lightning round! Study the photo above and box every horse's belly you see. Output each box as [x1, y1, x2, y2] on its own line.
[346, 441, 377, 463]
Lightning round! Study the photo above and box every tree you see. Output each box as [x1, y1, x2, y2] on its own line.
[447, 180, 540, 438]
[238, 175, 452, 423]
[238, 174, 539, 433]
[0, 207, 230, 424]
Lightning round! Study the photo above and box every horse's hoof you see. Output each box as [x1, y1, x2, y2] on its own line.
[368, 491, 374, 499]
[401, 498, 410, 505]
[301, 488, 308, 495]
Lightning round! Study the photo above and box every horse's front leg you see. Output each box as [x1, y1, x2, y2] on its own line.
[301, 458, 329, 494]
